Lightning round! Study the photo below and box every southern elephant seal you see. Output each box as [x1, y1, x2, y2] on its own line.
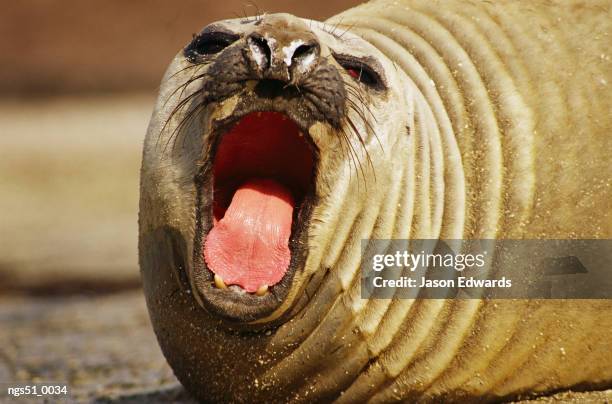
[139, 0, 611, 402]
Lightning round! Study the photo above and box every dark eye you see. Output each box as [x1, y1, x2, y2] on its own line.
[185, 31, 239, 61]
[333, 54, 385, 90]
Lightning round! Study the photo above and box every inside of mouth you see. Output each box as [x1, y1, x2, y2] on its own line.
[203, 112, 314, 293]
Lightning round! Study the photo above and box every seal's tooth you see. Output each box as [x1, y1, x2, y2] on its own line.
[214, 274, 227, 289]
[255, 285, 269, 296]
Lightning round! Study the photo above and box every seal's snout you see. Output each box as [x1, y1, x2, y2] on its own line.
[246, 30, 320, 84]
[186, 14, 348, 130]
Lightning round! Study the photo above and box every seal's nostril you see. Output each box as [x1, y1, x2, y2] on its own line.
[293, 44, 313, 59]
[247, 34, 319, 82]
[291, 43, 318, 66]
[248, 35, 272, 69]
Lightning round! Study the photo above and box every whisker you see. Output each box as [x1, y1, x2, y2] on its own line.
[163, 71, 207, 108]
[332, 18, 345, 37]
[158, 89, 203, 152]
[248, 1, 263, 20]
[335, 127, 353, 185]
[341, 121, 367, 185]
[345, 114, 375, 185]
[339, 127, 359, 187]
[168, 63, 204, 81]
[174, 101, 208, 154]
[345, 95, 383, 152]
[340, 76, 384, 153]
[337, 23, 356, 39]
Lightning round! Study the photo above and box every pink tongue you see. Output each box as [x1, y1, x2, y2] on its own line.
[204, 178, 294, 292]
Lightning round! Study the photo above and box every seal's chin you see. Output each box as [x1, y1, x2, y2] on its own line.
[193, 111, 318, 323]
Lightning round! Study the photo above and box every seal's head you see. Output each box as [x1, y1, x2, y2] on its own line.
[141, 13, 410, 325]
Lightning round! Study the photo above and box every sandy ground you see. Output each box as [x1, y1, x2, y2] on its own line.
[0, 292, 184, 403]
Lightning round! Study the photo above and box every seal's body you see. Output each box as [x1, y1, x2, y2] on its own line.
[139, 1, 611, 402]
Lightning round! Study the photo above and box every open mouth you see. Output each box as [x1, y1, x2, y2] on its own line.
[194, 110, 317, 321]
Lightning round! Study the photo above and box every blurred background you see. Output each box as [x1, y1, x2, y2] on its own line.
[0, 0, 360, 293]
[0, 1, 359, 400]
